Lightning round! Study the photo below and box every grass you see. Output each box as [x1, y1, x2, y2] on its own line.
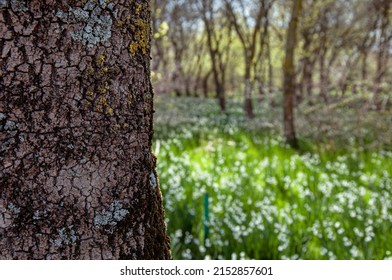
[153, 95, 392, 260]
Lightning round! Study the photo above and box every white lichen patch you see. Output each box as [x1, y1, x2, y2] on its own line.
[54, 226, 78, 247]
[0, 118, 21, 152]
[56, 0, 114, 48]
[0, 138, 15, 152]
[0, 199, 12, 229]
[150, 172, 157, 189]
[94, 200, 129, 227]
[0, 0, 7, 8]
[4, 120, 17, 132]
[10, 0, 27, 11]
[0, 0, 28, 11]
[33, 210, 41, 220]
[8, 202, 21, 215]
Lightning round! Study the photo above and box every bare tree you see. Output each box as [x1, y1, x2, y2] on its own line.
[199, 0, 234, 110]
[225, 0, 271, 118]
[373, 0, 391, 100]
[283, 0, 302, 148]
[254, 0, 274, 102]
[298, 0, 320, 103]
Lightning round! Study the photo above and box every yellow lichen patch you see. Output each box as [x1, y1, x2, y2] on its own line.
[129, 43, 139, 55]
[135, 3, 142, 14]
[129, 19, 150, 56]
[97, 54, 105, 64]
[111, 123, 121, 133]
[106, 107, 114, 115]
[87, 67, 95, 75]
[95, 104, 102, 112]
[86, 90, 94, 100]
[127, 94, 133, 105]
[99, 97, 108, 107]
[98, 84, 110, 94]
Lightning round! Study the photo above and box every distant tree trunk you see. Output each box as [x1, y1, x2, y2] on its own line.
[303, 60, 314, 100]
[319, 55, 328, 102]
[211, 51, 226, 110]
[318, 10, 329, 103]
[203, 70, 212, 98]
[373, 0, 391, 101]
[299, 31, 315, 104]
[338, 52, 361, 96]
[172, 40, 184, 97]
[244, 65, 255, 118]
[0, 0, 170, 259]
[193, 65, 202, 98]
[255, 12, 271, 103]
[266, 33, 275, 107]
[225, 0, 267, 119]
[185, 79, 192, 97]
[361, 51, 368, 81]
[283, 0, 302, 148]
[357, 15, 377, 94]
[257, 77, 265, 102]
[200, 0, 227, 111]
[193, 48, 205, 98]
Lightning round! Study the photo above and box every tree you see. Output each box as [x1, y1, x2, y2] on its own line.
[225, 0, 270, 118]
[253, 0, 274, 102]
[0, 0, 171, 259]
[373, 0, 391, 99]
[199, 0, 232, 111]
[167, 1, 193, 97]
[283, 0, 302, 148]
[298, 0, 319, 103]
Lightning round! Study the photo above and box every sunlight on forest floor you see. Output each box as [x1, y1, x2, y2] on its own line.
[153, 96, 392, 260]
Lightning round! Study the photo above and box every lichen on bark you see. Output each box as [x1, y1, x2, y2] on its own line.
[94, 200, 129, 227]
[0, 0, 27, 11]
[56, 0, 114, 48]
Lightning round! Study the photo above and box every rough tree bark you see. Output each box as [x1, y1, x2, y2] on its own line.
[0, 0, 171, 259]
[283, 0, 302, 149]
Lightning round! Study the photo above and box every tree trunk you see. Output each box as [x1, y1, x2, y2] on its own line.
[203, 21, 226, 109]
[319, 54, 328, 103]
[283, 0, 302, 149]
[318, 10, 329, 103]
[304, 61, 314, 101]
[299, 33, 314, 104]
[211, 58, 226, 111]
[0, 0, 171, 260]
[266, 34, 275, 107]
[243, 51, 255, 118]
[201, 2, 227, 112]
[244, 77, 255, 119]
[257, 76, 265, 102]
[373, 0, 390, 101]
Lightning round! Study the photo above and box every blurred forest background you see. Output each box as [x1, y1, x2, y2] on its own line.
[150, 0, 392, 259]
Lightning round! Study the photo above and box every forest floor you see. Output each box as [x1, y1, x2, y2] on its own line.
[153, 95, 392, 260]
